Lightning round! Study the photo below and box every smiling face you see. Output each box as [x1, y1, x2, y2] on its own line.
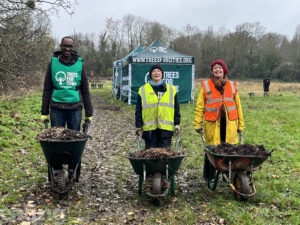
[60, 37, 73, 61]
[151, 68, 163, 83]
[212, 63, 224, 79]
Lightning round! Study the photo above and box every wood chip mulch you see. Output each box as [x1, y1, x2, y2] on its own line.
[131, 148, 184, 160]
[212, 143, 271, 156]
[36, 127, 90, 141]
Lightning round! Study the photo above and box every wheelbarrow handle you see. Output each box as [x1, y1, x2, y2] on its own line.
[239, 132, 244, 144]
[44, 119, 49, 129]
[174, 134, 181, 151]
[136, 136, 141, 151]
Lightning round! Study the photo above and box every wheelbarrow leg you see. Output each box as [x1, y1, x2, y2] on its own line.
[47, 164, 52, 182]
[138, 175, 143, 195]
[170, 174, 175, 195]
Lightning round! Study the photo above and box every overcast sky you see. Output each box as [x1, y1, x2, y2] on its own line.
[49, 0, 300, 42]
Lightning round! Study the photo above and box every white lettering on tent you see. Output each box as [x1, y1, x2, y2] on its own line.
[131, 56, 192, 64]
[164, 79, 173, 85]
[149, 46, 167, 53]
[164, 71, 179, 79]
[163, 71, 180, 86]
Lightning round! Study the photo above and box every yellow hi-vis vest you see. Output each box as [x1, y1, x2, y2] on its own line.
[139, 83, 176, 131]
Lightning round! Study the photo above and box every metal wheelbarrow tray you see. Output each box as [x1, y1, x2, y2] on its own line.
[127, 136, 185, 198]
[36, 124, 90, 195]
[204, 144, 272, 200]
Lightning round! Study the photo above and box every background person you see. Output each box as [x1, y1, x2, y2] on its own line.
[193, 59, 244, 179]
[135, 64, 180, 150]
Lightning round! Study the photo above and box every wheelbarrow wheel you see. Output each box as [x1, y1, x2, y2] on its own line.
[152, 172, 162, 194]
[234, 172, 250, 201]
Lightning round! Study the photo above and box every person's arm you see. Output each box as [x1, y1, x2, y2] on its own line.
[193, 87, 205, 129]
[174, 93, 181, 125]
[41, 63, 53, 115]
[135, 94, 143, 128]
[80, 65, 93, 117]
[235, 92, 244, 131]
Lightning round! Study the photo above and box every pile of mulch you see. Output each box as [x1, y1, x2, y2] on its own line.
[131, 148, 184, 160]
[36, 127, 90, 141]
[212, 143, 271, 157]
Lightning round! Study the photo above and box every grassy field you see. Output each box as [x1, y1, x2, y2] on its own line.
[0, 79, 299, 224]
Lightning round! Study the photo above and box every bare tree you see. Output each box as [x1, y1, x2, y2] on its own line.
[0, 0, 78, 94]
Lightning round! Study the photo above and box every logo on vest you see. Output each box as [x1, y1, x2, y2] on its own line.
[55, 71, 78, 86]
[55, 71, 66, 85]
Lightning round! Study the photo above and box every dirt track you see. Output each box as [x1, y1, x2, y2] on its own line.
[7, 93, 221, 224]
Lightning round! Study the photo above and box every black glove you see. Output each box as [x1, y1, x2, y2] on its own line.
[195, 128, 203, 134]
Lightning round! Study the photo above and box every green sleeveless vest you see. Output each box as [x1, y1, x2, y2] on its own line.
[51, 57, 82, 103]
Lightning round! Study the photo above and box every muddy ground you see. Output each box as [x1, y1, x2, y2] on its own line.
[8, 93, 224, 224]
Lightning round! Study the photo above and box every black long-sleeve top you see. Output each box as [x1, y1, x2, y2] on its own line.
[41, 50, 93, 117]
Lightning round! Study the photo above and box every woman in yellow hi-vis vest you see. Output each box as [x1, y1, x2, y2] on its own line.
[193, 59, 244, 180]
[135, 64, 181, 150]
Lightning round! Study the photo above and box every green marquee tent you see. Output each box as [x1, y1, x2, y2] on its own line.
[112, 46, 144, 98]
[117, 40, 195, 104]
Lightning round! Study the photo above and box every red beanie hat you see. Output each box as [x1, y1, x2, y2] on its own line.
[210, 59, 229, 76]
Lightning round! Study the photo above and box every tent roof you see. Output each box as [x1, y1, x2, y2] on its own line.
[113, 46, 144, 67]
[128, 40, 194, 64]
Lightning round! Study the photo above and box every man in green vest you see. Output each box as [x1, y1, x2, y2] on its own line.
[135, 64, 180, 149]
[40, 36, 93, 182]
[40, 36, 93, 130]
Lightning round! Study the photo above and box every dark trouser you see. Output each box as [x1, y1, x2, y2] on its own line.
[50, 108, 82, 131]
[203, 117, 226, 179]
[143, 129, 172, 150]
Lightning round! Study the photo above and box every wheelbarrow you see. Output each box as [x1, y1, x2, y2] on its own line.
[200, 132, 272, 201]
[127, 134, 185, 198]
[36, 120, 91, 195]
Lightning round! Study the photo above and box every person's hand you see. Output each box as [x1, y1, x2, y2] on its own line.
[85, 117, 92, 122]
[195, 128, 203, 134]
[41, 115, 49, 122]
[136, 128, 142, 137]
[175, 125, 180, 134]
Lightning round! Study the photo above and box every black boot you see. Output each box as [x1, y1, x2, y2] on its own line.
[203, 154, 215, 180]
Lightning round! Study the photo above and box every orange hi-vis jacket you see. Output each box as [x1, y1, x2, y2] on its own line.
[202, 79, 238, 121]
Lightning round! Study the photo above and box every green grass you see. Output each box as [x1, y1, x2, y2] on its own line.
[0, 81, 299, 224]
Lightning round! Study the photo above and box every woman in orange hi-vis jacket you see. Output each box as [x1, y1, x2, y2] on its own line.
[193, 59, 244, 180]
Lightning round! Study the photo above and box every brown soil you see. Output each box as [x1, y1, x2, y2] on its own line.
[131, 147, 184, 159]
[213, 143, 271, 156]
[36, 126, 90, 141]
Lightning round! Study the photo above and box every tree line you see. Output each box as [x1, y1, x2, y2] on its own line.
[83, 15, 300, 82]
[1, 3, 300, 95]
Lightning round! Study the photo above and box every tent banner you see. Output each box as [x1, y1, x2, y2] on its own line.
[129, 64, 193, 104]
[130, 56, 194, 64]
